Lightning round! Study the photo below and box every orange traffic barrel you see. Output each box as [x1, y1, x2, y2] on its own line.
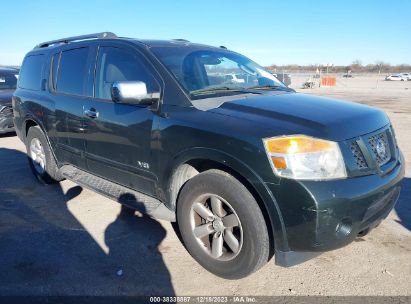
[321, 77, 336, 86]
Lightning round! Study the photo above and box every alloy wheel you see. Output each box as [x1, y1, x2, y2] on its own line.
[189, 194, 243, 261]
[30, 138, 46, 175]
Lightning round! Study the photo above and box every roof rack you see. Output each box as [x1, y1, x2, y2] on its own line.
[34, 32, 117, 49]
[172, 39, 190, 42]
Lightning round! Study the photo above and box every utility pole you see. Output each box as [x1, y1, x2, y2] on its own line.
[376, 64, 381, 89]
[326, 63, 329, 86]
[319, 65, 322, 87]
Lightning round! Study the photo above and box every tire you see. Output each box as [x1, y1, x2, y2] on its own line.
[177, 169, 270, 279]
[26, 126, 63, 184]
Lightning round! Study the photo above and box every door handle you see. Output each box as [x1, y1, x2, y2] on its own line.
[84, 108, 99, 119]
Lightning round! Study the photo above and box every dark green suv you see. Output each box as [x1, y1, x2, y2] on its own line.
[13, 32, 404, 279]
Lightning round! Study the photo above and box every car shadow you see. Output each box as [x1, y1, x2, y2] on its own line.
[394, 177, 411, 231]
[106, 196, 173, 295]
[0, 147, 174, 296]
[0, 131, 16, 138]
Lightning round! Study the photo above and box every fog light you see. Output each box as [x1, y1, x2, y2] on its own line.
[336, 218, 352, 239]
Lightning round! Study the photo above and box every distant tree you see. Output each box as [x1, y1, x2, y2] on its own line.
[375, 61, 390, 73]
[350, 60, 362, 72]
[265, 61, 410, 74]
[397, 64, 411, 73]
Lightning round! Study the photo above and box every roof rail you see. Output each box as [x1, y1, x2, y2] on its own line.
[34, 32, 117, 49]
[172, 39, 190, 42]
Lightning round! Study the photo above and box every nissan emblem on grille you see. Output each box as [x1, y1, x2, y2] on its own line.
[368, 131, 391, 166]
[376, 138, 386, 159]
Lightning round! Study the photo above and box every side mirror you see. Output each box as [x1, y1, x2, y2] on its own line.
[111, 81, 160, 105]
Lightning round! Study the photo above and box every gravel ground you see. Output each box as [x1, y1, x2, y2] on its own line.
[0, 75, 410, 296]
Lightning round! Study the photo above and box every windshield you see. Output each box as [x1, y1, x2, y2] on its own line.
[0, 70, 19, 90]
[151, 47, 285, 98]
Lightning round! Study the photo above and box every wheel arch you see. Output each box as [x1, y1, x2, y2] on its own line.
[166, 148, 289, 253]
[23, 117, 60, 166]
[22, 116, 45, 142]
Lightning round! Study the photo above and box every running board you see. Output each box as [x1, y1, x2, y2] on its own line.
[59, 165, 175, 221]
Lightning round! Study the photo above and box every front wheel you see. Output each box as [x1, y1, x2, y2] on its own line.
[177, 170, 270, 279]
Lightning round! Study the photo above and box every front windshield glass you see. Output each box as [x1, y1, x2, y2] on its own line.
[151, 47, 285, 98]
[0, 70, 19, 90]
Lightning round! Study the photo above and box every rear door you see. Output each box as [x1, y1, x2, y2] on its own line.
[82, 43, 162, 196]
[51, 45, 95, 169]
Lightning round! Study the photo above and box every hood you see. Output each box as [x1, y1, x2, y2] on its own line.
[207, 92, 389, 141]
[0, 90, 14, 106]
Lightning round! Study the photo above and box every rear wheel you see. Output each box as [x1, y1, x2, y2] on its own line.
[26, 126, 63, 184]
[177, 169, 270, 279]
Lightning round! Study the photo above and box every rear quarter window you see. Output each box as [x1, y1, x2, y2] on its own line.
[18, 54, 45, 90]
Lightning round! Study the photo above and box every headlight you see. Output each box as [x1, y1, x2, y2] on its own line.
[263, 135, 347, 180]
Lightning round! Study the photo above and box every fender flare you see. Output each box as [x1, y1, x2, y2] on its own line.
[165, 147, 290, 252]
[22, 115, 60, 165]
[22, 114, 47, 141]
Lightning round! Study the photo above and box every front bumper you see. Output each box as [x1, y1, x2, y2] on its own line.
[269, 151, 404, 266]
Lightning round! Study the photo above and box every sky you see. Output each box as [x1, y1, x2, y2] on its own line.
[1, 0, 410, 67]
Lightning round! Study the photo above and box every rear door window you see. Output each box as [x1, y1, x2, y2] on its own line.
[56, 47, 89, 96]
[18, 54, 45, 90]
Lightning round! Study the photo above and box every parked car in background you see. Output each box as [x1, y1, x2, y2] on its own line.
[224, 73, 245, 84]
[0, 67, 19, 134]
[385, 74, 407, 81]
[343, 73, 354, 78]
[399, 73, 411, 80]
[272, 72, 291, 87]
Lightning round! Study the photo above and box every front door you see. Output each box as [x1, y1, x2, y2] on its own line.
[82, 44, 161, 196]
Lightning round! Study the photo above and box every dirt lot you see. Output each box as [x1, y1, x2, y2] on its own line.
[0, 75, 410, 296]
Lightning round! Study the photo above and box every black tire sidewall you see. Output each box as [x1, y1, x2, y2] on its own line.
[177, 170, 269, 279]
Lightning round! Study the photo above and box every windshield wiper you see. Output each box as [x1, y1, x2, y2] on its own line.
[191, 86, 260, 95]
[247, 84, 295, 92]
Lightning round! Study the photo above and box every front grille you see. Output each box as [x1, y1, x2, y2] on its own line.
[348, 127, 397, 171]
[350, 141, 368, 169]
[368, 131, 391, 166]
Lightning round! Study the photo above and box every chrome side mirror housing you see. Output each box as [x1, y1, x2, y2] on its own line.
[111, 81, 160, 105]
